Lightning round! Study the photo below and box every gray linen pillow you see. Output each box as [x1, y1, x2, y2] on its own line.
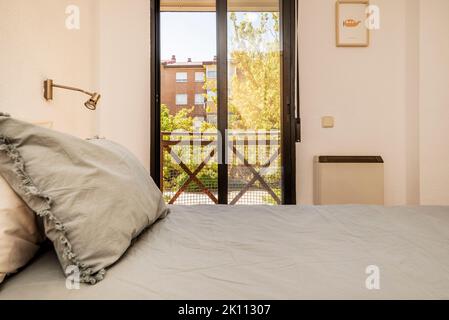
[0, 113, 168, 284]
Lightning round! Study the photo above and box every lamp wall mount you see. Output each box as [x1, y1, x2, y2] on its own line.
[43, 79, 101, 110]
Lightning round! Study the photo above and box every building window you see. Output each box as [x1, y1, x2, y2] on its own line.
[195, 94, 205, 105]
[207, 90, 217, 102]
[195, 72, 205, 82]
[176, 94, 188, 105]
[176, 72, 188, 82]
[206, 70, 217, 79]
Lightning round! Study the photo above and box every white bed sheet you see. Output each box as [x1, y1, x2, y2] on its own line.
[1, 205, 448, 300]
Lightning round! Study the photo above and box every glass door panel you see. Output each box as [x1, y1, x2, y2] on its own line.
[160, 1, 219, 204]
[156, 0, 292, 205]
[227, 0, 283, 205]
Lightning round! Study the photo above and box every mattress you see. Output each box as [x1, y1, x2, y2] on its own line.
[1, 205, 449, 300]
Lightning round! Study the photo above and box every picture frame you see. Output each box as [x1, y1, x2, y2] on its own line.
[336, 0, 370, 47]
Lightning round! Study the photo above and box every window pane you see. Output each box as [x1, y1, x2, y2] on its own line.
[176, 72, 188, 82]
[195, 94, 205, 105]
[176, 94, 188, 105]
[206, 70, 217, 79]
[206, 89, 216, 102]
[227, 0, 282, 205]
[160, 1, 218, 205]
[195, 72, 205, 82]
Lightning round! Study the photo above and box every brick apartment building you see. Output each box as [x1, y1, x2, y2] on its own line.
[161, 55, 217, 124]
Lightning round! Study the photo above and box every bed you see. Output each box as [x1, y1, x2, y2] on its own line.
[1, 205, 448, 300]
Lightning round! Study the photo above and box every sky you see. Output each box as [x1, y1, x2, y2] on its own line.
[161, 13, 217, 62]
[160, 12, 278, 62]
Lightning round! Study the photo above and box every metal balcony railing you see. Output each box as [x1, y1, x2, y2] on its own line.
[161, 131, 282, 205]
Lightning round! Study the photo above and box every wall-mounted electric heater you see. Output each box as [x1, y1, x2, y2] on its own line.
[314, 156, 384, 205]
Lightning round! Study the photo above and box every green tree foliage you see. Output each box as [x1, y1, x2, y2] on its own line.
[228, 12, 281, 130]
[160, 104, 193, 132]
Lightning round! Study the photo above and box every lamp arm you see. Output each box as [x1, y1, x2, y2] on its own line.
[52, 84, 94, 97]
[43, 79, 100, 110]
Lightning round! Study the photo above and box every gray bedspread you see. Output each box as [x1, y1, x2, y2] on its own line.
[1, 205, 449, 300]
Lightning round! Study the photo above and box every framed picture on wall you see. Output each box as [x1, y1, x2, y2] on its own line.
[336, 0, 370, 47]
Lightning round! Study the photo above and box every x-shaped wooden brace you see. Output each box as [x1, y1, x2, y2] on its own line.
[229, 147, 282, 205]
[165, 145, 218, 204]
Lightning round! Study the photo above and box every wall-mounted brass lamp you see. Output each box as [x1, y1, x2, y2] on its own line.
[44, 79, 101, 110]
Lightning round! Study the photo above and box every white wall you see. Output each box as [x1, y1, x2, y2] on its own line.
[96, 0, 151, 168]
[1, 0, 448, 204]
[419, 0, 449, 205]
[405, 0, 421, 205]
[0, 0, 97, 138]
[296, 0, 449, 206]
[297, 0, 409, 205]
[0, 0, 151, 168]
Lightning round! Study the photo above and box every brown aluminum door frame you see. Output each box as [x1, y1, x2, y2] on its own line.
[150, 0, 297, 204]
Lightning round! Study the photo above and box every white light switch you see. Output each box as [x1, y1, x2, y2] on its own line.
[322, 116, 334, 128]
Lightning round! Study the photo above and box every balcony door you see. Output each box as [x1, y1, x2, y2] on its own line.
[150, 0, 297, 205]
